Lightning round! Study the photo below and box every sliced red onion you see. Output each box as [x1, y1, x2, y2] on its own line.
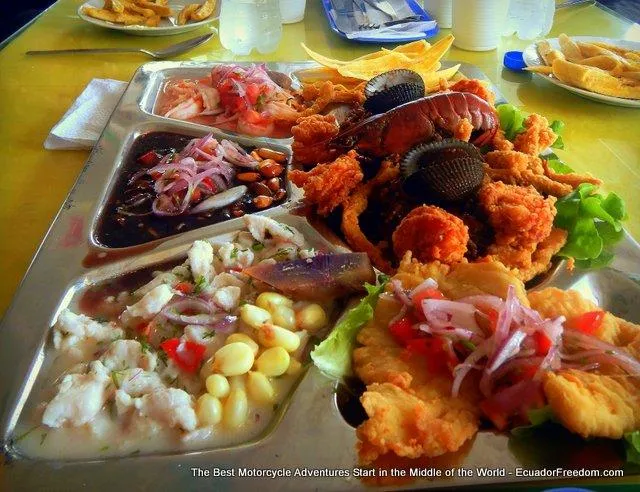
[190, 185, 247, 214]
[457, 294, 504, 312]
[388, 305, 408, 328]
[421, 299, 481, 334]
[493, 285, 518, 350]
[209, 315, 238, 333]
[160, 297, 215, 325]
[220, 140, 258, 168]
[490, 356, 545, 382]
[452, 340, 490, 397]
[416, 323, 480, 343]
[486, 329, 527, 374]
[391, 279, 412, 307]
[562, 329, 640, 376]
[409, 278, 438, 298]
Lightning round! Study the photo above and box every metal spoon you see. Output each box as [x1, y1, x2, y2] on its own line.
[26, 32, 213, 59]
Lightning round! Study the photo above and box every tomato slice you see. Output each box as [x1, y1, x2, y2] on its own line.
[406, 337, 456, 375]
[245, 83, 263, 106]
[389, 316, 415, 345]
[138, 150, 161, 167]
[135, 322, 151, 338]
[174, 282, 194, 295]
[532, 331, 552, 356]
[200, 177, 216, 193]
[567, 311, 605, 335]
[160, 338, 206, 373]
[412, 288, 445, 312]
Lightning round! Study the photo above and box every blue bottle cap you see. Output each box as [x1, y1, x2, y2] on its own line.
[504, 50, 526, 71]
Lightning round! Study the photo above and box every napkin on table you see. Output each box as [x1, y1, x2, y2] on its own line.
[44, 78, 127, 150]
[329, 0, 437, 41]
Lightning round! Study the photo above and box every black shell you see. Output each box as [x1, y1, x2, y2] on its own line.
[401, 139, 485, 202]
[364, 69, 425, 114]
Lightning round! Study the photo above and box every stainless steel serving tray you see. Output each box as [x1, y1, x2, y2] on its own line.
[1, 61, 639, 491]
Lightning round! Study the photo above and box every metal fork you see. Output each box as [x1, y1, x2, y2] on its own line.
[359, 15, 422, 30]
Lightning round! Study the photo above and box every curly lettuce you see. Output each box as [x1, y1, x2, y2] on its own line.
[310, 275, 388, 380]
[496, 103, 564, 149]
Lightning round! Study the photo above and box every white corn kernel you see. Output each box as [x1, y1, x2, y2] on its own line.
[286, 358, 303, 376]
[212, 342, 254, 376]
[256, 292, 293, 311]
[228, 375, 246, 391]
[256, 324, 300, 352]
[223, 388, 248, 428]
[255, 347, 290, 376]
[225, 333, 259, 356]
[196, 394, 222, 426]
[296, 304, 327, 333]
[270, 305, 296, 331]
[246, 371, 274, 404]
[239, 304, 271, 329]
[205, 374, 230, 399]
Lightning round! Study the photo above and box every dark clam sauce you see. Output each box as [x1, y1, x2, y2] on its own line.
[95, 131, 288, 248]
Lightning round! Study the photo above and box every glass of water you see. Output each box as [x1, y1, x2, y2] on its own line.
[219, 0, 283, 55]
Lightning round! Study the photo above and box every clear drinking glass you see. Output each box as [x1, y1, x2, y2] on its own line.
[219, 0, 283, 55]
[279, 0, 307, 24]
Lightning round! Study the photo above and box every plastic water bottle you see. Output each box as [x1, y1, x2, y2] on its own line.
[503, 0, 555, 40]
[219, 0, 282, 55]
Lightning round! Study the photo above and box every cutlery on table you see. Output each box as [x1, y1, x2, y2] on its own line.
[360, 15, 422, 30]
[361, 0, 397, 18]
[26, 32, 213, 59]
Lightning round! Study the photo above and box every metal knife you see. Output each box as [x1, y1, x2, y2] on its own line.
[361, 0, 397, 18]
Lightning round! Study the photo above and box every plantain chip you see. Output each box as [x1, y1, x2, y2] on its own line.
[421, 64, 461, 92]
[552, 58, 640, 99]
[177, 3, 199, 25]
[84, 6, 119, 22]
[191, 0, 216, 21]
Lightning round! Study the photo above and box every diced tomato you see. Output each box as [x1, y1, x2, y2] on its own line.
[532, 331, 552, 356]
[245, 83, 263, 106]
[218, 79, 248, 113]
[411, 288, 445, 312]
[389, 316, 416, 345]
[191, 188, 202, 203]
[200, 177, 216, 193]
[135, 322, 151, 338]
[138, 150, 161, 167]
[406, 337, 456, 375]
[567, 311, 605, 335]
[174, 282, 194, 295]
[479, 399, 509, 430]
[160, 338, 206, 373]
[150, 171, 162, 180]
[486, 308, 499, 333]
[509, 363, 539, 384]
[241, 109, 270, 125]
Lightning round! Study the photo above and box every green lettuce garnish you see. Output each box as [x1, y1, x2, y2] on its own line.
[624, 431, 640, 465]
[496, 104, 564, 149]
[511, 406, 557, 437]
[310, 275, 389, 380]
[555, 183, 627, 268]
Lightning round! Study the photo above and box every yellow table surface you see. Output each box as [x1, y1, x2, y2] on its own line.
[0, 0, 639, 318]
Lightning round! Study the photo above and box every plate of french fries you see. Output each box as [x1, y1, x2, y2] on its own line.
[523, 34, 640, 108]
[78, 0, 218, 36]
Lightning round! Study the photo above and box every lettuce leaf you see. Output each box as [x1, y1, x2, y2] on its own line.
[549, 120, 565, 149]
[624, 431, 640, 465]
[511, 406, 557, 437]
[310, 275, 389, 380]
[496, 104, 526, 140]
[555, 183, 627, 266]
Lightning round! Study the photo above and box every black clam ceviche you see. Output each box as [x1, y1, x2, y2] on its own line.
[14, 216, 374, 458]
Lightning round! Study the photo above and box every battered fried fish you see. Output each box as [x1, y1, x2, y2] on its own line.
[291, 114, 339, 166]
[513, 114, 558, 156]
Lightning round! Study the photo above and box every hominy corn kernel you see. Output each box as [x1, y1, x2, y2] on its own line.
[225, 333, 259, 356]
[212, 342, 254, 376]
[256, 292, 293, 311]
[256, 324, 300, 352]
[286, 358, 303, 376]
[196, 394, 223, 426]
[255, 346, 290, 376]
[270, 304, 296, 330]
[223, 388, 248, 428]
[246, 371, 275, 403]
[239, 304, 271, 329]
[205, 374, 230, 398]
[296, 303, 327, 333]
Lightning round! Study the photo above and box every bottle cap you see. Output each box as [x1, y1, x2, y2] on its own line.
[503, 51, 526, 71]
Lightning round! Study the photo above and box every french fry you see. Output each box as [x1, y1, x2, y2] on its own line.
[83, 6, 119, 22]
[191, 0, 216, 21]
[134, 0, 171, 16]
[177, 4, 199, 25]
[124, 1, 155, 17]
[558, 33, 583, 62]
[525, 65, 555, 75]
[115, 12, 147, 24]
[145, 15, 161, 26]
[552, 58, 640, 99]
[111, 0, 126, 13]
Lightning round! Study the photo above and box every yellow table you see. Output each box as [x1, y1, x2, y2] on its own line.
[0, 0, 638, 318]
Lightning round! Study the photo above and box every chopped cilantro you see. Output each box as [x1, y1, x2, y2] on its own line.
[130, 449, 141, 456]
[40, 433, 48, 446]
[94, 316, 109, 323]
[111, 370, 125, 389]
[460, 340, 476, 351]
[194, 275, 207, 294]
[100, 445, 110, 452]
[139, 340, 152, 353]
[203, 330, 216, 339]
[230, 247, 239, 260]
[283, 224, 295, 234]
[251, 241, 265, 252]
[14, 425, 39, 443]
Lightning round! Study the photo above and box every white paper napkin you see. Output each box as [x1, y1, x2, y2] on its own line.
[44, 78, 127, 150]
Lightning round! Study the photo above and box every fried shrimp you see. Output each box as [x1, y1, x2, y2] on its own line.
[341, 159, 400, 273]
[291, 114, 340, 166]
[453, 118, 473, 142]
[490, 128, 514, 151]
[392, 206, 469, 265]
[289, 150, 364, 216]
[479, 181, 556, 248]
[300, 81, 366, 117]
[513, 113, 558, 156]
[449, 79, 496, 105]
[479, 181, 563, 281]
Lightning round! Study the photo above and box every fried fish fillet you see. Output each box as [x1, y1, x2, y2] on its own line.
[529, 287, 640, 438]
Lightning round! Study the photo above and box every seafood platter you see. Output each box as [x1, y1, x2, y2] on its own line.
[1, 36, 639, 490]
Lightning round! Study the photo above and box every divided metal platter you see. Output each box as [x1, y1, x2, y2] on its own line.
[0, 61, 638, 490]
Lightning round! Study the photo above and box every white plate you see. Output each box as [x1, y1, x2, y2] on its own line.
[78, 0, 218, 36]
[523, 36, 640, 108]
